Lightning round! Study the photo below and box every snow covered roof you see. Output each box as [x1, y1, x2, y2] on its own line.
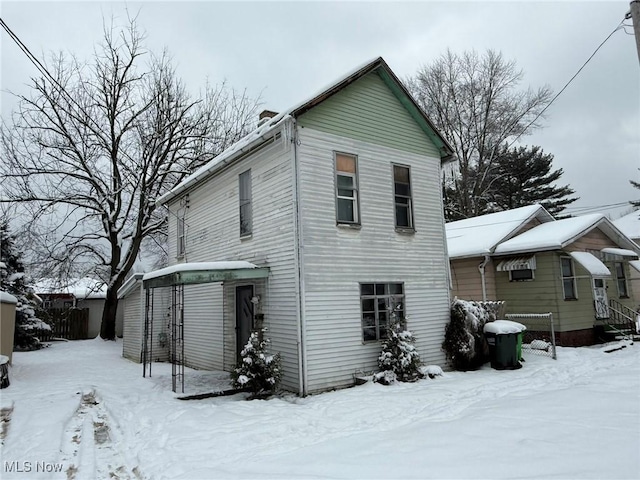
[494, 214, 639, 255]
[34, 277, 107, 300]
[117, 273, 144, 299]
[0, 291, 17, 304]
[157, 57, 454, 206]
[629, 260, 640, 273]
[446, 205, 554, 259]
[612, 210, 640, 240]
[569, 252, 611, 278]
[143, 261, 269, 288]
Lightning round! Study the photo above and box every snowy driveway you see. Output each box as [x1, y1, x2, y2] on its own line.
[1, 338, 639, 479]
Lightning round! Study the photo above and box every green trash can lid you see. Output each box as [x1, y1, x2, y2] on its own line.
[483, 320, 526, 334]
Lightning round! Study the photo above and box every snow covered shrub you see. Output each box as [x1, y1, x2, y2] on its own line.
[377, 308, 423, 383]
[442, 298, 499, 371]
[0, 221, 51, 351]
[231, 329, 282, 398]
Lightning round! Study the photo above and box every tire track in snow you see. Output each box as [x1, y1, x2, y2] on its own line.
[59, 389, 145, 480]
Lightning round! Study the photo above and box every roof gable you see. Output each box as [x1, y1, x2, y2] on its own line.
[612, 209, 640, 240]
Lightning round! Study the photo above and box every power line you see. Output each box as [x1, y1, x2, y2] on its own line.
[507, 15, 627, 150]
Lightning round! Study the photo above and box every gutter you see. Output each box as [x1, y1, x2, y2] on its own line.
[291, 118, 308, 396]
[478, 255, 490, 302]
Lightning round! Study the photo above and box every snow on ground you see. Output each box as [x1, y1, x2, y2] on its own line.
[1, 338, 639, 479]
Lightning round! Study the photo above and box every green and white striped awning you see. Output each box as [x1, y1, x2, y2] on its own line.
[496, 256, 536, 272]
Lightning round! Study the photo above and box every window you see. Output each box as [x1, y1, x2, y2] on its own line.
[360, 283, 404, 342]
[239, 169, 252, 236]
[335, 153, 359, 224]
[393, 165, 413, 229]
[509, 269, 534, 281]
[177, 216, 185, 257]
[615, 262, 628, 297]
[561, 257, 577, 300]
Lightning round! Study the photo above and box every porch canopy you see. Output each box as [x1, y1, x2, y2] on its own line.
[600, 247, 639, 261]
[569, 252, 611, 278]
[142, 261, 269, 289]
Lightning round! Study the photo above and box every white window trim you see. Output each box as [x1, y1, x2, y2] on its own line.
[177, 216, 185, 258]
[614, 262, 629, 298]
[334, 152, 360, 225]
[360, 282, 405, 343]
[392, 163, 414, 231]
[561, 256, 578, 300]
[509, 269, 535, 282]
[239, 169, 252, 237]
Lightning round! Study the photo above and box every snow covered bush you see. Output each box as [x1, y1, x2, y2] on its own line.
[442, 298, 502, 371]
[231, 329, 282, 399]
[377, 308, 423, 383]
[0, 221, 51, 351]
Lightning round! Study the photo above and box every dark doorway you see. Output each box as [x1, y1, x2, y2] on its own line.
[235, 285, 254, 361]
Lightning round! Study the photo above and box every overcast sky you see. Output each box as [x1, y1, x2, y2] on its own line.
[2, 1, 639, 218]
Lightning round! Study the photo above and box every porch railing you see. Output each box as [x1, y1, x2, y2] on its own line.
[604, 299, 639, 342]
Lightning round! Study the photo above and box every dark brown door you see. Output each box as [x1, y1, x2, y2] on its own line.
[235, 285, 254, 361]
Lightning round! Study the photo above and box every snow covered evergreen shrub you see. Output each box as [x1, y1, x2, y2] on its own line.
[0, 221, 51, 351]
[377, 310, 423, 383]
[442, 298, 499, 371]
[231, 329, 282, 398]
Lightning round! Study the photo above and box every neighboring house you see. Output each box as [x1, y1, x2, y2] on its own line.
[613, 209, 640, 302]
[35, 277, 123, 338]
[447, 207, 640, 346]
[120, 57, 455, 395]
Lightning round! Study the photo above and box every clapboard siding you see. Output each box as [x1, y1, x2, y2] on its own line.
[297, 126, 450, 392]
[182, 283, 224, 370]
[450, 258, 497, 301]
[122, 284, 143, 362]
[166, 133, 300, 392]
[298, 72, 440, 158]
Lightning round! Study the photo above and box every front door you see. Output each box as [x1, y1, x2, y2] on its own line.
[593, 278, 610, 319]
[235, 285, 254, 361]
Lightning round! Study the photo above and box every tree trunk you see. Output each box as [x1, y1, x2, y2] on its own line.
[100, 287, 119, 340]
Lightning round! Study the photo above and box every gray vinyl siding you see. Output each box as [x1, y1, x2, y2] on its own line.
[297, 72, 440, 158]
[147, 286, 170, 363]
[296, 127, 450, 392]
[122, 285, 143, 362]
[166, 133, 300, 392]
[182, 283, 224, 370]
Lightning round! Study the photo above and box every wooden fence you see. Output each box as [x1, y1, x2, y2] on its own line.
[38, 308, 90, 341]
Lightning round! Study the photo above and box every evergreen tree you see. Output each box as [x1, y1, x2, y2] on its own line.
[0, 221, 50, 350]
[485, 145, 578, 217]
[377, 306, 422, 383]
[231, 329, 282, 398]
[630, 173, 640, 208]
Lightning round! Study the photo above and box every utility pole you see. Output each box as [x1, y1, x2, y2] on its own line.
[630, 1, 640, 64]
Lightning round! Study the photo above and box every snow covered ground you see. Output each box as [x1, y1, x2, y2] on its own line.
[1, 338, 639, 479]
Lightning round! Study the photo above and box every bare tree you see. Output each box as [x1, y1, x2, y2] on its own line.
[1, 19, 260, 339]
[409, 49, 553, 220]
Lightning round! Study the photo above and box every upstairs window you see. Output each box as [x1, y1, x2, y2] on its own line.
[360, 283, 404, 342]
[239, 169, 252, 236]
[561, 257, 577, 300]
[335, 153, 359, 224]
[177, 216, 185, 257]
[615, 262, 628, 298]
[393, 165, 413, 230]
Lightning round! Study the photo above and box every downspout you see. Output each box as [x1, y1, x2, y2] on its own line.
[291, 118, 308, 396]
[479, 255, 490, 302]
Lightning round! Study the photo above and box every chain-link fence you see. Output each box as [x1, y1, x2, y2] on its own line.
[505, 312, 557, 359]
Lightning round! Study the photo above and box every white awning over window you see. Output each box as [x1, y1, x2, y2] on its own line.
[496, 256, 536, 272]
[629, 260, 640, 273]
[601, 247, 639, 260]
[569, 252, 611, 278]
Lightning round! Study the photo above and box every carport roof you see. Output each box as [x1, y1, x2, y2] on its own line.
[142, 261, 269, 289]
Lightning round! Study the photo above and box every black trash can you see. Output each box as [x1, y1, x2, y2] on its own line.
[483, 320, 526, 370]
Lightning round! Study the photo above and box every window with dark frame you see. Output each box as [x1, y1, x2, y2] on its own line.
[239, 169, 252, 236]
[615, 262, 628, 297]
[561, 257, 577, 300]
[509, 269, 534, 281]
[393, 165, 413, 229]
[360, 283, 404, 342]
[335, 153, 359, 224]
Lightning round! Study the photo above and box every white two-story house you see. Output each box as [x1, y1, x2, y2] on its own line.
[120, 57, 455, 395]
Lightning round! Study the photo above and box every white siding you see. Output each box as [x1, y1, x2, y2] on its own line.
[183, 283, 224, 370]
[166, 133, 300, 392]
[122, 285, 143, 362]
[297, 127, 450, 392]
